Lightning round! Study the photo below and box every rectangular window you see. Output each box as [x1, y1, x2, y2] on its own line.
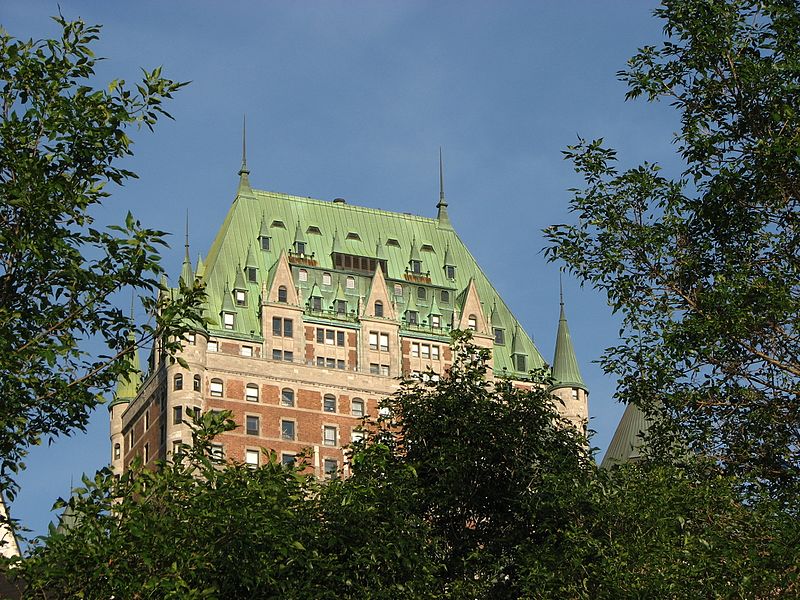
[380, 364, 389, 376]
[172, 440, 182, 456]
[326, 358, 335, 368]
[144, 442, 150, 463]
[273, 317, 293, 338]
[316, 356, 325, 367]
[173, 406, 182, 425]
[273, 317, 282, 336]
[246, 384, 259, 402]
[494, 328, 505, 345]
[281, 420, 295, 440]
[235, 289, 247, 307]
[187, 332, 196, 345]
[210, 443, 224, 460]
[283, 351, 293, 362]
[207, 340, 218, 352]
[223, 312, 235, 330]
[324, 396, 336, 413]
[431, 315, 441, 328]
[241, 345, 253, 357]
[281, 389, 294, 407]
[407, 311, 418, 325]
[281, 453, 295, 467]
[352, 429, 365, 443]
[379, 333, 389, 351]
[325, 330, 335, 345]
[336, 331, 345, 347]
[144, 411, 150, 431]
[337, 359, 345, 370]
[370, 363, 380, 375]
[369, 331, 378, 350]
[323, 426, 337, 447]
[421, 344, 430, 359]
[260, 236, 270, 251]
[411, 342, 420, 358]
[272, 348, 282, 360]
[246, 415, 260, 436]
[245, 449, 259, 467]
[316, 328, 324, 343]
[352, 399, 364, 417]
[210, 380, 223, 397]
[284, 319, 293, 338]
[311, 296, 322, 311]
[432, 345, 440, 360]
[324, 458, 338, 479]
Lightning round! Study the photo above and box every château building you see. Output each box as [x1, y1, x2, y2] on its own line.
[109, 144, 588, 478]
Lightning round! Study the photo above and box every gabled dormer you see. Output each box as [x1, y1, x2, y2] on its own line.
[233, 263, 248, 307]
[443, 242, 456, 281]
[292, 221, 308, 256]
[457, 278, 489, 335]
[220, 282, 238, 331]
[408, 237, 422, 275]
[244, 244, 258, 283]
[258, 214, 271, 252]
[362, 264, 396, 320]
[266, 252, 299, 305]
[307, 281, 323, 312]
[510, 325, 528, 373]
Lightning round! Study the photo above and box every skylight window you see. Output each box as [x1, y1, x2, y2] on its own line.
[386, 238, 400, 248]
[307, 226, 322, 235]
[421, 244, 434, 252]
[346, 232, 361, 241]
[271, 220, 286, 229]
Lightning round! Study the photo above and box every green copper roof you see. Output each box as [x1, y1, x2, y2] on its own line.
[193, 184, 546, 373]
[437, 148, 452, 230]
[233, 263, 247, 291]
[220, 282, 237, 314]
[244, 244, 257, 269]
[601, 403, 652, 468]
[443, 242, 455, 268]
[294, 220, 307, 245]
[409, 237, 421, 264]
[110, 333, 141, 407]
[551, 302, 587, 391]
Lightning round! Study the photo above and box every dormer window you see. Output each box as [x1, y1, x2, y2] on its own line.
[346, 276, 355, 289]
[494, 328, 506, 345]
[441, 290, 450, 303]
[222, 312, 235, 330]
[259, 236, 271, 251]
[298, 269, 308, 282]
[374, 300, 384, 317]
[431, 314, 441, 328]
[410, 260, 422, 274]
[335, 299, 347, 315]
[246, 267, 257, 283]
[234, 289, 247, 307]
[514, 354, 527, 372]
[322, 272, 332, 286]
[311, 296, 322, 311]
[295, 241, 306, 255]
[277, 286, 288, 303]
[417, 287, 426, 300]
[445, 265, 456, 279]
[407, 310, 418, 325]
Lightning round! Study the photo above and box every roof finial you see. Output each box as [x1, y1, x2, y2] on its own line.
[559, 271, 564, 307]
[436, 147, 452, 229]
[185, 209, 190, 259]
[237, 115, 251, 193]
[180, 209, 194, 286]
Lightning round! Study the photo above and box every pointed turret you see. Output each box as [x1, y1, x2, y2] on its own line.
[195, 254, 205, 279]
[375, 236, 386, 260]
[331, 229, 343, 254]
[179, 212, 194, 286]
[293, 220, 306, 251]
[237, 115, 252, 194]
[245, 244, 257, 271]
[233, 262, 247, 292]
[220, 281, 237, 314]
[436, 148, 452, 229]
[111, 332, 141, 407]
[551, 289, 587, 392]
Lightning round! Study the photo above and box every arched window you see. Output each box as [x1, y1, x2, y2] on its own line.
[374, 300, 384, 317]
[210, 378, 223, 398]
[113, 443, 121, 461]
[193, 374, 201, 392]
[246, 383, 259, 402]
[417, 286, 426, 300]
[277, 286, 288, 303]
[467, 315, 477, 330]
[298, 269, 308, 282]
[351, 398, 365, 417]
[322, 272, 332, 286]
[346, 276, 355, 289]
[173, 373, 183, 391]
[323, 394, 336, 413]
[281, 388, 295, 407]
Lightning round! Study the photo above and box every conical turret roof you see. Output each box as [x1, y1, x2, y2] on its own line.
[111, 332, 141, 407]
[551, 301, 587, 391]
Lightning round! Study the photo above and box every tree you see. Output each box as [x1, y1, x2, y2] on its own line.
[8, 337, 797, 598]
[0, 16, 204, 499]
[545, 0, 800, 500]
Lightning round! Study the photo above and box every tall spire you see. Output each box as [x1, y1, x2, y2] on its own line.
[237, 115, 251, 193]
[180, 210, 194, 286]
[551, 283, 587, 391]
[436, 147, 452, 229]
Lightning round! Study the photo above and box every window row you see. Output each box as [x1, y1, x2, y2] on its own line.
[173, 373, 202, 392]
[317, 356, 345, 370]
[368, 331, 390, 351]
[272, 317, 293, 338]
[316, 328, 346, 346]
[393, 284, 451, 304]
[410, 342, 441, 360]
[369, 363, 390, 376]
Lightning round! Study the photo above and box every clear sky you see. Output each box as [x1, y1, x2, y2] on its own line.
[4, 1, 681, 542]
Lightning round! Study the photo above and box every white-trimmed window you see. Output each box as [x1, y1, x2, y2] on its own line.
[173, 373, 183, 390]
[468, 315, 477, 331]
[421, 344, 430, 359]
[210, 378, 223, 398]
[324, 458, 338, 479]
[394, 284, 403, 296]
[322, 272, 332, 286]
[411, 343, 420, 358]
[323, 394, 336, 413]
[208, 340, 219, 352]
[374, 300, 384, 317]
[223, 312, 235, 330]
[281, 419, 295, 440]
[346, 276, 355, 289]
[234, 289, 247, 307]
[323, 426, 337, 447]
[298, 269, 308, 282]
[432, 345, 440, 360]
[352, 429, 365, 443]
[281, 453, 295, 466]
[241, 345, 253, 357]
[369, 331, 378, 350]
[246, 415, 260, 436]
[187, 332, 196, 345]
[246, 383, 259, 402]
[431, 315, 441, 329]
[211, 444, 224, 460]
[352, 398, 364, 417]
[245, 449, 259, 467]
[380, 333, 389, 351]
[281, 388, 295, 407]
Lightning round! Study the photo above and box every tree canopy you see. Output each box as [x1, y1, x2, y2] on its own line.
[0, 16, 203, 499]
[546, 0, 800, 501]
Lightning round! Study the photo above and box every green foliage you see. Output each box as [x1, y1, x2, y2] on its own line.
[0, 16, 203, 498]
[545, 0, 800, 500]
[5, 337, 797, 598]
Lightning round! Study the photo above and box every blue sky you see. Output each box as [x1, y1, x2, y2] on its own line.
[5, 1, 680, 541]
